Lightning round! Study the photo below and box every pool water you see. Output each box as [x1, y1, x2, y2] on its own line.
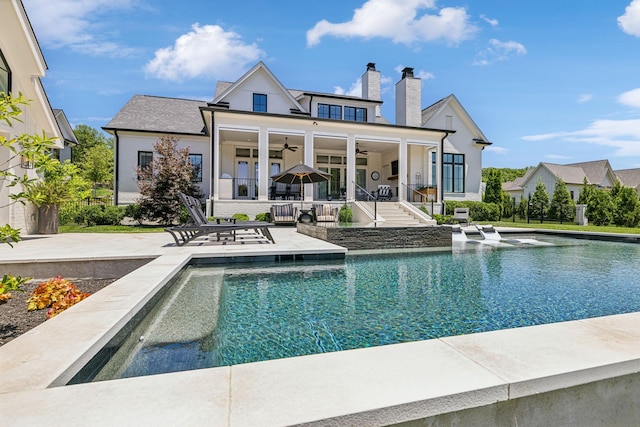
[91, 238, 640, 380]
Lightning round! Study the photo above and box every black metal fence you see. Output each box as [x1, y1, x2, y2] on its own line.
[63, 197, 114, 212]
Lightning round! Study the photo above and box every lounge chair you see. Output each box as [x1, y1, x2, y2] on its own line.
[376, 184, 392, 201]
[312, 204, 338, 222]
[453, 207, 470, 226]
[270, 203, 298, 225]
[165, 193, 275, 246]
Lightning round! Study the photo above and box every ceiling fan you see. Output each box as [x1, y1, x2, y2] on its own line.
[355, 143, 368, 155]
[283, 137, 297, 152]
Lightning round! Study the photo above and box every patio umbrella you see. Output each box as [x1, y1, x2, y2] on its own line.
[271, 163, 331, 208]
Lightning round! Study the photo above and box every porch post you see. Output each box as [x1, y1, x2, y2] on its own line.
[398, 138, 408, 202]
[257, 127, 269, 201]
[304, 130, 314, 202]
[212, 122, 220, 201]
[346, 134, 356, 201]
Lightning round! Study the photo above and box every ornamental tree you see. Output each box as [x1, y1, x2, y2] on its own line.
[529, 179, 549, 219]
[549, 178, 575, 221]
[136, 135, 203, 225]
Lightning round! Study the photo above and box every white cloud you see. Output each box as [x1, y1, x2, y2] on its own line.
[618, 88, 640, 108]
[480, 14, 499, 27]
[546, 154, 572, 160]
[306, 0, 478, 47]
[577, 94, 593, 103]
[334, 78, 362, 97]
[144, 24, 264, 82]
[22, 0, 139, 57]
[474, 39, 527, 66]
[618, 0, 640, 37]
[522, 119, 640, 157]
[484, 145, 507, 154]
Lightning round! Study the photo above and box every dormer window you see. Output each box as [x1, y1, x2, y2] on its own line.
[0, 50, 10, 95]
[253, 93, 267, 112]
[318, 103, 341, 119]
[345, 106, 367, 122]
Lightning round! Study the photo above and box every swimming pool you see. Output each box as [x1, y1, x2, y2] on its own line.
[84, 237, 640, 381]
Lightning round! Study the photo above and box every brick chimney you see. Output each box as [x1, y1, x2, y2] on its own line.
[395, 67, 421, 127]
[362, 62, 381, 118]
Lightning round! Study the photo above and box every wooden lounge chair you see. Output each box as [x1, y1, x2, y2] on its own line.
[270, 203, 298, 225]
[312, 204, 338, 222]
[165, 193, 275, 246]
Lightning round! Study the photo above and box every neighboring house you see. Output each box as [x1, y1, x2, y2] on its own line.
[0, 0, 64, 234]
[54, 109, 78, 162]
[614, 168, 640, 194]
[105, 62, 491, 217]
[503, 159, 618, 203]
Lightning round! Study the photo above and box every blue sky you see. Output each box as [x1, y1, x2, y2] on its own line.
[22, 0, 640, 170]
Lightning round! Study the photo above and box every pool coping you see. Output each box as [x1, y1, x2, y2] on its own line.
[2, 230, 640, 425]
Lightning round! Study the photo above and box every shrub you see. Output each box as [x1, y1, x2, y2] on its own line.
[27, 276, 90, 319]
[444, 201, 500, 222]
[338, 204, 353, 223]
[75, 205, 125, 226]
[431, 214, 452, 225]
[58, 206, 75, 225]
[124, 203, 143, 223]
[232, 213, 250, 221]
[255, 212, 271, 222]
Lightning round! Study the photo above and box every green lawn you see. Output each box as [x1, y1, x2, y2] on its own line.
[484, 220, 640, 235]
[60, 224, 164, 233]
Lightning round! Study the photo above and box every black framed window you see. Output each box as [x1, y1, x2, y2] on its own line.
[253, 93, 267, 112]
[443, 153, 465, 193]
[137, 151, 153, 179]
[318, 103, 342, 119]
[0, 50, 10, 95]
[345, 106, 367, 122]
[189, 154, 203, 182]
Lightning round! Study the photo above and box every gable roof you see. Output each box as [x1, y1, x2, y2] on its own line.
[103, 95, 208, 135]
[53, 109, 78, 146]
[421, 94, 491, 145]
[502, 168, 534, 191]
[564, 159, 614, 187]
[211, 61, 305, 112]
[541, 163, 588, 185]
[615, 168, 640, 188]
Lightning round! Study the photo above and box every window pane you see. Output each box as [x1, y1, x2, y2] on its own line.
[356, 108, 367, 122]
[0, 51, 9, 94]
[253, 93, 267, 112]
[190, 154, 202, 182]
[236, 148, 250, 157]
[431, 151, 437, 186]
[355, 157, 368, 166]
[345, 107, 355, 121]
[318, 104, 329, 118]
[316, 155, 329, 164]
[330, 105, 342, 119]
[443, 164, 452, 192]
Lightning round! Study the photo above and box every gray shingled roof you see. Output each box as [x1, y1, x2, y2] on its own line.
[421, 96, 448, 124]
[615, 168, 640, 188]
[104, 95, 208, 135]
[564, 160, 611, 186]
[542, 163, 588, 184]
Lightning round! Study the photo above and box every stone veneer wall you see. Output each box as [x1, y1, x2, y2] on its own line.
[297, 223, 451, 250]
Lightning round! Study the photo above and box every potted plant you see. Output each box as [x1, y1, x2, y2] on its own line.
[25, 160, 91, 234]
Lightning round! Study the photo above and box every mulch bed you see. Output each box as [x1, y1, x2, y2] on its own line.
[0, 278, 116, 347]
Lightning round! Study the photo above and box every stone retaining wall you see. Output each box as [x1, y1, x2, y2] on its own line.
[297, 223, 451, 250]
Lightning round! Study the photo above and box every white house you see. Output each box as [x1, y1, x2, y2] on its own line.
[105, 62, 491, 217]
[0, 0, 64, 234]
[503, 160, 618, 203]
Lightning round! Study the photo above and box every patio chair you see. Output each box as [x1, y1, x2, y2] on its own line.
[165, 193, 275, 246]
[453, 207, 470, 226]
[312, 204, 338, 222]
[376, 184, 392, 201]
[270, 203, 298, 225]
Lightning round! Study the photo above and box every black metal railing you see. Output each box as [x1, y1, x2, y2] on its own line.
[354, 182, 377, 220]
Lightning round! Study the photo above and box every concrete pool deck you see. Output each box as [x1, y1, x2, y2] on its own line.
[1, 227, 640, 425]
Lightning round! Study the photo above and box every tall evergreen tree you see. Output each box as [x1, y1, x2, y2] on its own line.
[483, 169, 503, 205]
[549, 178, 575, 221]
[529, 179, 549, 219]
[577, 177, 595, 205]
[613, 186, 640, 227]
[587, 190, 613, 226]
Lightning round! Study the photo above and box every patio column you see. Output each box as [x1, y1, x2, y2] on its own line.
[346, 134, 356, 201]
[212, 123, 221, 201]
[304, 130, 314, 202]
[257, 127, 269, 201]
[398, 138, 408, 202]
